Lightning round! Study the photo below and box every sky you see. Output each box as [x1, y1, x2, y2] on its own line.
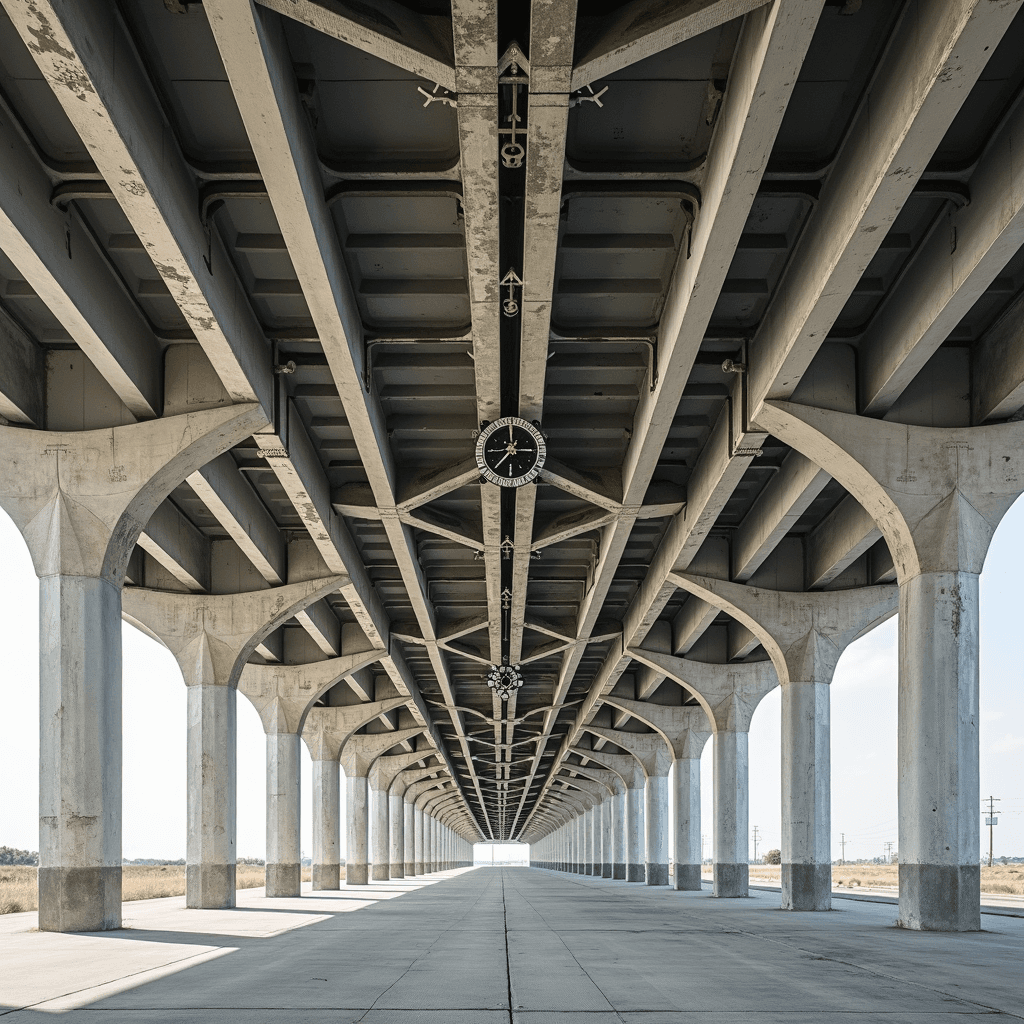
[1, 501, 1022, 864]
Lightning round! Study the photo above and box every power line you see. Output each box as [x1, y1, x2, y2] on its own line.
[752, 825, 761, 864]
[983, 795, 1001, 867]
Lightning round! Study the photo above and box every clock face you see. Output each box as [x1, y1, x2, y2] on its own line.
[475, 417, 546, 487]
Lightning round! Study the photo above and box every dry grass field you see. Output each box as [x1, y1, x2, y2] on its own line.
[737, 863, 1024, 895]
[0, 864, 329, 914]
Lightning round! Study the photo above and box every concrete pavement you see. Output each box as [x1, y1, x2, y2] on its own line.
[2, 866, 1022, 1022]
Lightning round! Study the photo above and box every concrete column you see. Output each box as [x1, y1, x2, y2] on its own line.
[390, 790, 405, 878]
[626, 786, 645, 881]
[645, 774, 669, 885]
[311, 758, 340, 890]
[899, 571, 981, 931]
[601, 797, 613, 877]
[583, 809, 593, 874]
[613, 791, 626, 878]
[266, 732, 301, 897]
[714, 729, 748, 897]
[672, 757, 702, 890]
[414, 804, 425, 874]
[404, 799, 416, 875]
[370, 784, 390, 881]
[38, 575, 122, 931]
[186, 682, 236, 908]
[782, 680, 831, 910]
[346, 774, 370, 885]
[590, 804, 601, 875]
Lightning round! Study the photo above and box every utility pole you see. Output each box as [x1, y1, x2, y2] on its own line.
[983, 796, 1000, 867]
[701, 833, 708, 864]
[752, 826, 761, 864]
[840, 833, 847, 865]
[884, 841, 894, 863]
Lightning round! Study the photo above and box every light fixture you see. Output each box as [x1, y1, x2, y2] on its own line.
[486, 663, 524, 701]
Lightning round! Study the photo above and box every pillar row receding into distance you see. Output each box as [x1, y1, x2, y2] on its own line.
[302, 698, 409, 889]
[340, 727, 423, 885]
[586, 727, 673, 886]
[630, 652, 777, 898]
[0, 403, 266, 931]
[669, 574, 897, 909]
[602, 697, 713, 891]
[759, 402, 1024, 931]
[125, 574, 352, 906]
[572, 747, 643, 880]
[368, 748, 430, 880]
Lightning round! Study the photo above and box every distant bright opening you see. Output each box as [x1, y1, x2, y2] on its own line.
[474, 842, 530, 866]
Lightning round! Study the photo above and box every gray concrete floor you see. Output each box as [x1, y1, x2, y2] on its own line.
[2, 866, 1022, 1022]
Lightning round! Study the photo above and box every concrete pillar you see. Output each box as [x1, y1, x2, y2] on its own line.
[583, 809, 593, 874]
[346, 774, 369, 885]
[590, 804, 601, 875]
[672, 757, 702, 890]
[714, 729, 748, 897]
[601, 797, 613, 877]
[404, 799, 416, 875]
[390, 790, 405, 878]
[311, 758, 340, 889]
[645, 774, 670, 886]
[612, 791, 626, 878]
[38, 575, 123, 931]
[782, 680, 831, 910]
[414, 804, 425, 873]
[0, 405, 264, 932]
[266, 732, 301, 896]
[899, 571, 981, 930]
[625, 786, 645, 881]
[186, 682, 236, 908]
[370, 784, 390, 881]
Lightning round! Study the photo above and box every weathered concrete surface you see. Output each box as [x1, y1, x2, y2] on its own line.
[1, 869, 1022, 1022]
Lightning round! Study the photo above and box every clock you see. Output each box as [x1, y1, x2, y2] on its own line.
[475, 417, 546, 487]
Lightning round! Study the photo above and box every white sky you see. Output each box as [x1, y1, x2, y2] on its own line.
[1, 501, 1021, 862]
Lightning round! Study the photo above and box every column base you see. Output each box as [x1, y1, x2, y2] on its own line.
[186, 863, 236, 908]
[38, 866, 121, 932]
[674, 864, 702, 891]
[311, 864, 340, 890]
[391, 864, 405, 879]
[627, 864, 645, 882]
[371, 864, 389, 881]
[405, 861, 415, 876]
[713, 863, 748, 897]
[347, 863, 369, 885]
[602, 863, 612, 878]
[782, 863, 831, 911]
[646, 862, 669, 886]
[584, 862, 593, 875]
[899, 863, 980, 931]
[265, 863, 300, 897]
[414, 861, 424, 875]
[613, 862, 626, 880]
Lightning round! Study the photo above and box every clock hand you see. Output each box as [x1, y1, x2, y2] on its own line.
[494, 451, 512, 468]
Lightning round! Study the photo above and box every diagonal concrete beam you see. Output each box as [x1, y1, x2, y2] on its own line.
[256, 0, 457, 89]
[571, 0, 772, 91]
